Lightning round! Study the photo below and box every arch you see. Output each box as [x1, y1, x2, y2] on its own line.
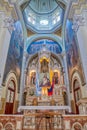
[27, 38, 62, 55]
[4, 71, 18, 114]
[71, 70, 83, 92]
[72, 122, 82, 130]
[26, 34, 62, 49]
[5, 71, 18, 94]
[4, 122, 15, 130]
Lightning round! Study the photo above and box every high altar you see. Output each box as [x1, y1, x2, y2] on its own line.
[24, 48, 67, 108]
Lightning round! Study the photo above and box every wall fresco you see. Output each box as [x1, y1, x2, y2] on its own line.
[3, 21, 24, 91]
[65, 20, 85, 88]
[27, 39, 62, 55]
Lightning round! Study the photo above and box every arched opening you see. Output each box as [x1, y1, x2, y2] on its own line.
[4, 123, 15, 130]
[5, 80, 16, 114]
[72, 122, 82, 130]
[73, 79, 81, 114]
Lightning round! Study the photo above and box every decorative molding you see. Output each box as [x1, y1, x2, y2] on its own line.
[69, 0, 87, 19]
[4, 17, 15, 33]
[0, 12, 15, 31]
[72, 14, 85, 32]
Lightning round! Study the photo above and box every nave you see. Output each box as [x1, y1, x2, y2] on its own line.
[0, 0, 87, 130]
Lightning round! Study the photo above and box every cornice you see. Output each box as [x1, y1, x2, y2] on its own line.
[0, 0, 18, 19]
[67, 0, 87, 32]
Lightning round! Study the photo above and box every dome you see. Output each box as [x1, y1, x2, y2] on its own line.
[23, 0, 64, 33]
[29, 0, 58, 14]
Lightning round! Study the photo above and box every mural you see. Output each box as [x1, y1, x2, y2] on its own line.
[27, 39, 62, 55]
[65, 20, 85, 88]
[3, 21, 24, 90]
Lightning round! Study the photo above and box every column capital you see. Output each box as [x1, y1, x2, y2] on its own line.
[4, 17, 15, 33]
[72, 14, 85, 32]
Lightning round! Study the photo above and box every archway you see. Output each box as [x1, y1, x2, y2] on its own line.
[73, 79, 81, 114]
[4, 72, 18, 114]
[72, 122, 82, 130]
[5, 79, 16, 114]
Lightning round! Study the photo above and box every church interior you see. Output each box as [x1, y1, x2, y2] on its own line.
[0, 0, 87, 130]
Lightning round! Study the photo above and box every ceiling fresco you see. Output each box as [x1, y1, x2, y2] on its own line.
[27, 39, 62, 55]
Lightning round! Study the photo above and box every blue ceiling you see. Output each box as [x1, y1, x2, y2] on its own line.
[29, 0, 58, 14]
[27, 39, 62, 55]
[23, 0, 64, 33]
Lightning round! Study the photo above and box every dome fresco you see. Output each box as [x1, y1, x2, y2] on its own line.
[29, 0, 58, 14]
[23, 0, 64, 33]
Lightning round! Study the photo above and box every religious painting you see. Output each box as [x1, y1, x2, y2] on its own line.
[39, 72, 51, 96]
[3, 21, 24, 90]
[30, 72, 36, 85]
[40, 59, 49, 73]
[27, 39, 62, 55]
[39, 73, 50, 88]
[65, 20, 78, 68]
[53, 72, 59, 84]
[65, 19, 85, 88]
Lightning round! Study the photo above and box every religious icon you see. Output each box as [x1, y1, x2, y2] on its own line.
[30, 72, 36, 85]
[40, 59, 49, 73]
[53, 72, 59, 84]
[40, 73, 50, 87]
[39, 73, 50, 96]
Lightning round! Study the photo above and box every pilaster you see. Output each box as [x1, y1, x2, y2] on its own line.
[19, 51, 27, 106]
[63, 53, 71, 112]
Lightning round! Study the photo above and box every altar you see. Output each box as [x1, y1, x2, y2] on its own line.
[24, 49, 67, 110]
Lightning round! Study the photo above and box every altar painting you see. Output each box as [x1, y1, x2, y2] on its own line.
[39, 73, 50, 88]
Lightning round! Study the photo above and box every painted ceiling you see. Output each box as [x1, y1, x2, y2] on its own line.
[23, 0, 64, 33]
